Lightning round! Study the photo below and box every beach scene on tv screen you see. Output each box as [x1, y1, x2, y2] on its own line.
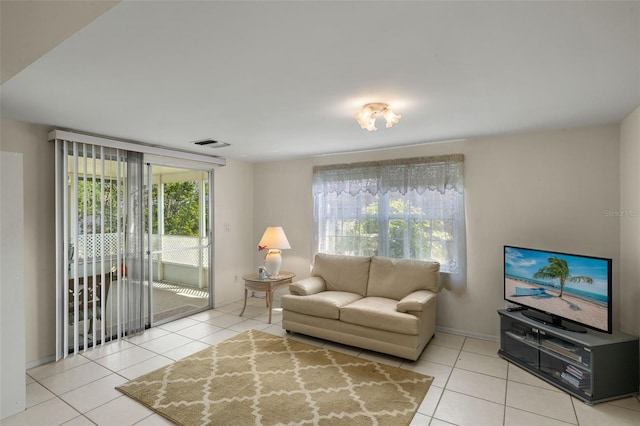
[504, 247, 609, 331]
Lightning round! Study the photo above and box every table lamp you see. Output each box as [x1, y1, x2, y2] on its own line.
[258, 226, 291, 276]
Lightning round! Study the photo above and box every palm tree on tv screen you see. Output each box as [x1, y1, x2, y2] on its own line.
[533, 257, 593, 298]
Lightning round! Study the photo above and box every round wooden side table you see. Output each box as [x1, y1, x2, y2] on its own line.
[240, 271, 295, 324]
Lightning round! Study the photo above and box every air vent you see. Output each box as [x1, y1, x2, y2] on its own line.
[192, 139, 230, 148]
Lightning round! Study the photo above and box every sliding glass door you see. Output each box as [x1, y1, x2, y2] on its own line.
[55, 135, 217, 359]
[145, 163, 213, 326]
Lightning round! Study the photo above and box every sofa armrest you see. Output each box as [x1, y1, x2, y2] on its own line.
[396, 290, 436, 313]
[289, 277, 326, 296]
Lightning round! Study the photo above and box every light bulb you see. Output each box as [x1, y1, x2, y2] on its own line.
[355, 107, 376, 130]
[364, 118, 377, 131]
[383, 108, 401, 128]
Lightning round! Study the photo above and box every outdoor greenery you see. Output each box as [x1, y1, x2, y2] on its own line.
[76, 179, 122, 234]
[150, 180, 208, 236]
[77, 178, 208, 237]
[334, 196, 452, 262]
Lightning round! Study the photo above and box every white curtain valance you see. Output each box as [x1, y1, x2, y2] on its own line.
[313, 154, 464, 196]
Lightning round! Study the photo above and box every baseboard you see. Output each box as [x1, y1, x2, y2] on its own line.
[26, 354, 56, 370]
[435, 325, 499, 343]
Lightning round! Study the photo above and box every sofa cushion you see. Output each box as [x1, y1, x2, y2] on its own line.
[281, 291, 362, 320]
[312, 253, 371, 296]
[366, 257, 440, 300]
[340, 297, 419, 335]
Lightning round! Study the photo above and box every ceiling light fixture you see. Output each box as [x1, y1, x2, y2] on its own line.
[354, 102, 401, 131]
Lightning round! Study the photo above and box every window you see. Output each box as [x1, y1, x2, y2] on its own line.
[313, 154, 466, 285]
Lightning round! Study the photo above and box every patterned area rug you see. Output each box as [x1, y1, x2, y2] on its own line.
[116, 329, 433, 425]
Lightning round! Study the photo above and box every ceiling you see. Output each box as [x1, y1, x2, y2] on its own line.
[1, 1, 639, 163]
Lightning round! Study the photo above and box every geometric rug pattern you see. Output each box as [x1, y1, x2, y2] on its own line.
[116, 329, 433, 425]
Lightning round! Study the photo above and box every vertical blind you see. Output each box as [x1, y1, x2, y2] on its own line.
[55, 140, 144, 358]
[53, 130, 224, 359]
[53, 131, 224, 359]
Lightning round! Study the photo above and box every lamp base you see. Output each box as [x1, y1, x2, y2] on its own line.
[264, 249, 282, 276]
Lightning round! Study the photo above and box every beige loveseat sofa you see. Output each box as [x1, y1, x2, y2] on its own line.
[281, 253, 440, 360]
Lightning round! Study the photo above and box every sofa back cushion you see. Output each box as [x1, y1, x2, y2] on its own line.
[312, 253, 371, 296]
[366, 256, 440, 300]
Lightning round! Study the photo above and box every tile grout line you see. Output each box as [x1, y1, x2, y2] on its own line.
[428, 336, 466, 425]
[34, 310, 259, 425]
[18, 307, 639, 426]
[503, 373, 582, 425]
[570, 395, 580, 425]
[502, 356, 509, 426]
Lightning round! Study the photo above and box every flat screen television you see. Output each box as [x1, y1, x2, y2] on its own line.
[504, 246, 612, 334]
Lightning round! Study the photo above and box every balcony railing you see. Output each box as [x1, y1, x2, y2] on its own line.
[74, 233, 209, 267]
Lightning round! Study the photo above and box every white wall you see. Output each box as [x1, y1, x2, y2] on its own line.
[0, 151, 26, 419]
[254, 125, 621, 338]
[0, 118, 56, 365]
[253, 159, 315, 278]
[213, 158, 255, 307]
[620, 106, 640, 336]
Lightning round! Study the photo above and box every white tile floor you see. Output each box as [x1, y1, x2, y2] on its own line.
[4, 297, 640, 426]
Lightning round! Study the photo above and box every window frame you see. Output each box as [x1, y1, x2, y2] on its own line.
[312, 154, 465, 279]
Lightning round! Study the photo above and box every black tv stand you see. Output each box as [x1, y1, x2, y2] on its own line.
[498, 309, 639, 404]
[521, 309, 587, 333]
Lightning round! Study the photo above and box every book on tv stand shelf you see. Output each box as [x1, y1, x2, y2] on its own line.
[541, 339, 583, 362]
[560, 372, 590, 389]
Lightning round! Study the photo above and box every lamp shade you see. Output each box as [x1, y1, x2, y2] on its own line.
[258, 226, 291, 250]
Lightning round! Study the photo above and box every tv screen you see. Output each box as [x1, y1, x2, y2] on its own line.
[504, 246, 612, 334]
